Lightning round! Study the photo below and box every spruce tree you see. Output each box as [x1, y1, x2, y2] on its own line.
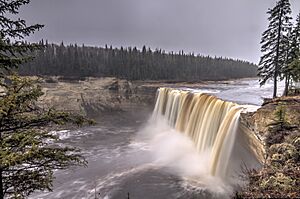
[0, 76, 89, 198]
[288, 14, 300, 63]
[285, 13, 300, 93]
[0, 1, 90, 198]
[258, 0, 292, 98]
[0, 0, 44, 74]
[282, 29, 293, 96]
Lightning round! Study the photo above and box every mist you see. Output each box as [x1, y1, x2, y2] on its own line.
[136, 118, 240, 198]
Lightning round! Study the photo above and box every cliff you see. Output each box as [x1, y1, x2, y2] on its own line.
[241, 96, 300, 143]
[38, 77, 157, 117]
[238, 96, 300, 198]
[37, 77, 212, 117]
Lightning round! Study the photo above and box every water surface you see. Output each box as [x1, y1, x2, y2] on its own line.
[31, 78, 283, 199]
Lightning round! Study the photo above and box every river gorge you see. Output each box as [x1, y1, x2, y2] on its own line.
[30, 78, 284, 199]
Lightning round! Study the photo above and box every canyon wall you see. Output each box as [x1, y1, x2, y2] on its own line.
[38, 77, 157, 117]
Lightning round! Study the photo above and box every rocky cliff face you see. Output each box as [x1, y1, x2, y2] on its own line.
[38, 77, 157, 117]
[37, 77, 212, 117]
[241, 96, 300, 142]
[238, 96, 300, 198]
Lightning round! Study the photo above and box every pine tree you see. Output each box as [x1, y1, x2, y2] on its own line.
[0, 1, 91, 198]
[288, 14, 300, 63]
[282, 29, 293, 96]
[0, 0, 44, 74]
[258, 0, 292, 98]
[289, 59, 300, 86]
[285, 13, 300, 93]
[0, 75, 90, 198]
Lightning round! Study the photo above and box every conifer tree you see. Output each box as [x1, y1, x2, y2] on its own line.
[285, 13, 300, 93]
[258, 0, 292, 98]
[0, 1, 90, 198]
[0, 0, 44, 74]
[288, 14, 300, 63]
[288, 58, 300, 84]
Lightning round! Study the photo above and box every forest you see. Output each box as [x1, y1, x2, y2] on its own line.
[20, 42, 257, 81]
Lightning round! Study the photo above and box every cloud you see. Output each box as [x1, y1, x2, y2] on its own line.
[19, 0, 300, 63]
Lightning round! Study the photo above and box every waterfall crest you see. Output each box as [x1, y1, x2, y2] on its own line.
[151, 87, 260, 178]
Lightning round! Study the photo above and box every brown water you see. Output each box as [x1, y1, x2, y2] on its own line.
[30, 78, 283, 199]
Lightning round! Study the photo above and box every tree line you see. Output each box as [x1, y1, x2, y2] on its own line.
[20, 42, 257, 81]
[258, 0, 300, 97]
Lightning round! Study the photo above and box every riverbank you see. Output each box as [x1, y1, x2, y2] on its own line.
[36, 76, 299, 198]
[238, 96, 300, 198]
[37, 76, 243, 117]
[37, 76, 157, 117]
[37, 76, 269, 117]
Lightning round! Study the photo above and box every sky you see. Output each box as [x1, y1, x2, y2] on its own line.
[18, 0, 300, 64]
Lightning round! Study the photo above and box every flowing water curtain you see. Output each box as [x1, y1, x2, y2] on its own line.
[152, 88, 169, 120]
[210, 107, 242, 178]
[152, 88, 243, 178]
[164, 90, 181, 126]
[152, 88, 190, 126]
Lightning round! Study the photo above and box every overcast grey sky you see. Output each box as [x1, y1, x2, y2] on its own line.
[18, 0, 300, 64]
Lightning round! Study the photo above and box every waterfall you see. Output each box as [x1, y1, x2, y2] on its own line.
[151, 87, 259, 178]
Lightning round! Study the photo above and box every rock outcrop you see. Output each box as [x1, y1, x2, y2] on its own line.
[238, 96, 300, 198]
[38, 77, 157, 116]
[38, 77, 227, 117]
[241, 96, 300, 143]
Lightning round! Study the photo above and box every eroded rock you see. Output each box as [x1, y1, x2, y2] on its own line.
[38, 77, 156, 117]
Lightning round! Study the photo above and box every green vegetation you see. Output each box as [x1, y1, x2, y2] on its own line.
[258, 0, 292, 98]
[289, 58, 300, 83]
[19, 43, 257, 81]
[0, 75, 91, 198]
[0, 1, 90, 198]
[258, 0, 300, 98]
[284, 14, 300, 95]
[0, 0, 43, 73]
[249, 0, 300, 195]
[238, 104, 300, 198]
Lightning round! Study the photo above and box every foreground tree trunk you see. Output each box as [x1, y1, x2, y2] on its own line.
[284, 75, 290, 96]
[273, 8, 284, 98]
[274, 73, 278, 98]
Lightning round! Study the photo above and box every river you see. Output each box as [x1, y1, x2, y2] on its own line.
[31, 78, 284, 199]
